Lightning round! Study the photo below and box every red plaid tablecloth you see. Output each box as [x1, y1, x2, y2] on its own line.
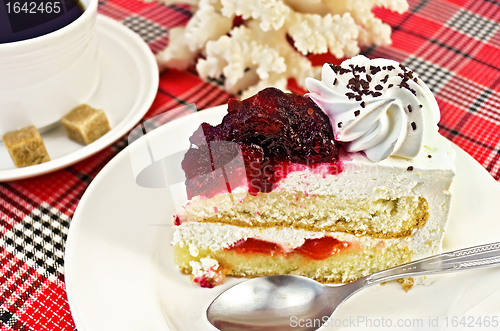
[1, 0, 499, 330]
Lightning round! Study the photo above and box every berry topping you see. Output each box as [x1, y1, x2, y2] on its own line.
[182, 88, 339, 198]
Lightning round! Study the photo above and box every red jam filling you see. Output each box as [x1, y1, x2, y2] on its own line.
[182, 88, 340, 199]
[229, 238, 283, 256]
[227, 237, 349, 260]
[296, 237, 347, 260]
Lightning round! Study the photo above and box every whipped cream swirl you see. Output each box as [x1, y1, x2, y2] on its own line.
[305, 55, 440, 162]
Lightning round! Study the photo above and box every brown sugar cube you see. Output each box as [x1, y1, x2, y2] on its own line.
[2, 126, 51, 168]
[62, 104, 111, 145]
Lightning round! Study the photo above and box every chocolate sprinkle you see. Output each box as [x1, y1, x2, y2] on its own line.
[354, 110, 361, 117]
[428, 155, 432, 158]
[330, 64, 350, 75]
[407, 166, 414, 171]
[370, 66, 381, 75]
[334, 62, 422, 108]
[395, 67, 418, 96]
[411, 122, 417, 130]
[353, 65, 366, 73]
[338, 122, 343, 128]
[419, 104, 423, 108]
[360, 79, 370, 90]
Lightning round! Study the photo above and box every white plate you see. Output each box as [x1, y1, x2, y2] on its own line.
[0, 15, 158, 181]
[65, 106, 500, 331]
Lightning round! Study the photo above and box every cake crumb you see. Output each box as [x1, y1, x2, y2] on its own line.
[190, 257, 230, 288]
[397, 277, 414, 292]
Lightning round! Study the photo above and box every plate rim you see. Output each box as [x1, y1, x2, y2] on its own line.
[0, 14, 159, 182]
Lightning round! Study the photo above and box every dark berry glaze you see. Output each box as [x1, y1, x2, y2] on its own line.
[182, 88, 339, 199]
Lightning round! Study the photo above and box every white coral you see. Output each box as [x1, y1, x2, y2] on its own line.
[197, 25, 287, 95]
[221, 0, 291, 31]
[156, 27, 196, 70]
[154, 0, 408, 97]
[184, 0, 232, 52]
[287, 12, 359, 57]
[321, 0, 408, 45]
[155, 0, 232, 70]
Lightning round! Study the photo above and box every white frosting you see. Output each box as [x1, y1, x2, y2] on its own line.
[305, 55, 441, 162]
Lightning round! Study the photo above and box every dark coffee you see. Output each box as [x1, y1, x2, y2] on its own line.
[0, 0, 84, 44]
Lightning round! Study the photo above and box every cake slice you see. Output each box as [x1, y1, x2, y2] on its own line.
[172, 56, 455, 289]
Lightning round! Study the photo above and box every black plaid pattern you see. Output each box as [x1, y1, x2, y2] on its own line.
[403, 55, 455, 93]
[446, 9, 500, 41]
[469, 88, 494, 113]
[0, 307, 16, 328]
[0, 203, 69, 282]
[121, 15, 168, 43]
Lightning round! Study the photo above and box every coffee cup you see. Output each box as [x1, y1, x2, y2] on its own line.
[0, 0, 100, 136]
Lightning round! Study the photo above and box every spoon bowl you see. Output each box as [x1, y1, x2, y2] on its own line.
[207, 276, 363, 331]
[207, 242, 500, 331]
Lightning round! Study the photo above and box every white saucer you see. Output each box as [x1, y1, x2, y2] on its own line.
[0, 15, 159, 181]
[65, 107, 500, 331]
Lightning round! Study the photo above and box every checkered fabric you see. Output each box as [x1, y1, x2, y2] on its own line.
[1, 0, 500, 330]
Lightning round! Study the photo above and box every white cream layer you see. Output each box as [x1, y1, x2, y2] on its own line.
[172, 220, 437, 263]
[173, 222, 399, 252]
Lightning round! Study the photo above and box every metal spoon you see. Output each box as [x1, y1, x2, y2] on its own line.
[207, 242, 500, 331]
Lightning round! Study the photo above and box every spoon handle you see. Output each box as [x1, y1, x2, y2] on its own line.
[364, 242, 500, 286]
